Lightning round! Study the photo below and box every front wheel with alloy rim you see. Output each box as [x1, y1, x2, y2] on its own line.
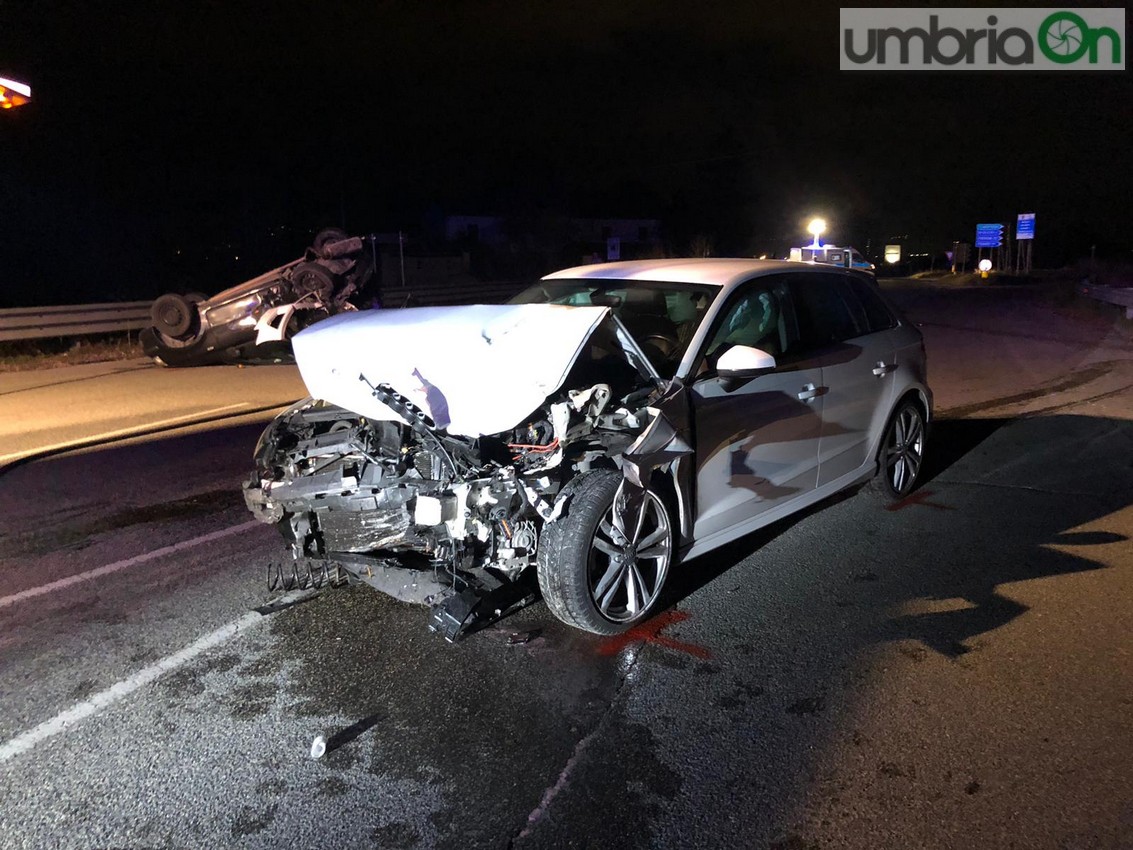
[871, 399, 927, 501]
[537, 470, 674, 635]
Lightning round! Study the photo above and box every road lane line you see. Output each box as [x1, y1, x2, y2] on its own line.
[0, 521, 261, 609]
[0, 361, 154, 398]
[0, 590, 315, 764]
[0, 403, 253, 466]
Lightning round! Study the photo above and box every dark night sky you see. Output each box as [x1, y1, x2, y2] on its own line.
[0, 1, 1129, 304]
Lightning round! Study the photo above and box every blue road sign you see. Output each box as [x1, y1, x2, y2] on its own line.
[1016, 213, 1035, 240]
[975, 223, 1004, 248]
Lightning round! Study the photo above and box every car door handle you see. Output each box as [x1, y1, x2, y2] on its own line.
[797, 383, 827, 401]
[872, 361, 897, 377]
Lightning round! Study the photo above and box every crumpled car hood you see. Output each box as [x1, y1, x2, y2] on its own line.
[291, 303, 612, 437]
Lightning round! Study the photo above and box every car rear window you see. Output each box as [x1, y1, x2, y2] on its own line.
[787, 274, 861, 347]
[845, 275, 897, 333]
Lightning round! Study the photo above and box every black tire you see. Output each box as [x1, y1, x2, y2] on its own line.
[289, 261, 337, 301]
[312, 228, 349, 258]
[869, 398, 927, 501]
[150, 293, 198, 339]
[537, 470, 674, 635]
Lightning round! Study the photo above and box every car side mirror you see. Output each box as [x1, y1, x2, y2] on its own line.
[716, 345, 777, 375]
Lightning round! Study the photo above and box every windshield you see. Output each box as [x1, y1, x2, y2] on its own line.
[510, 278, 719, 377]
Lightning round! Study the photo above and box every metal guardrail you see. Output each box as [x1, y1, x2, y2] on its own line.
[0, 279, 530, 343]
[0, 301, 153, 342]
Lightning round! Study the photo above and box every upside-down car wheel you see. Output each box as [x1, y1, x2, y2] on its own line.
[312, 228, 349, 258]
[150, 293, 199, 339]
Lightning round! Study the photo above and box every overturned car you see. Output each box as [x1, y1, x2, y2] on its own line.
[244, 259, 932, 639]
[141, 229, 375, 367]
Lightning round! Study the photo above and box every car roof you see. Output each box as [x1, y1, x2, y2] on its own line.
[542, 258, 817, 291]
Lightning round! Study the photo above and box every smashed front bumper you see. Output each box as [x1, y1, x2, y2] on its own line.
[242, 478, 540, 641]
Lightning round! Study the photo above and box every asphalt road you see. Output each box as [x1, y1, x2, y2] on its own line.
[0, 359, 306, 466]
[0, 282, 1130, 849]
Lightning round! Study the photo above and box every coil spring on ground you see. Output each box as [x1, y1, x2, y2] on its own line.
[267, 560, 349, 592]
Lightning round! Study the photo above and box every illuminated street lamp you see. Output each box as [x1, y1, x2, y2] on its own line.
[0, 76, 31, 109]
[807, 217, 826, 248]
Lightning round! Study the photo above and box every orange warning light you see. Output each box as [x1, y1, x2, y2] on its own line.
[0, 77, 32, 109]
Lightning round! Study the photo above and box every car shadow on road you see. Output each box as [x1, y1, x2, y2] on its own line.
[661, 414, 1128, 660]
[918, 415, 1010, 485]
[662, 415, 1012, 610]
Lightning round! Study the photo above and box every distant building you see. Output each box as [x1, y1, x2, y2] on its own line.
[444, 216, 510, 247]
[570, 217, 660, 247]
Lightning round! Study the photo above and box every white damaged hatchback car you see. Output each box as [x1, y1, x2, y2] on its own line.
[244, 259, 931, 639]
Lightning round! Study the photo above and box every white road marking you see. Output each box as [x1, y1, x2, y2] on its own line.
[0, 590, 315, 763]
[0, 521, 261, 609]
[0, 403, 253, 465]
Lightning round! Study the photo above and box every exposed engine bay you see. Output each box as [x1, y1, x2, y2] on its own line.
[243, 307, 691, 639]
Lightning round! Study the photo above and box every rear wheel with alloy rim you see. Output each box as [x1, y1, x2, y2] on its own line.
[538, 470, 674, 635]
[871, 399, 926, 500]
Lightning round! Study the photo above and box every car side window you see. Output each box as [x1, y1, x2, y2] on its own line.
[786, 273, 863, 349]
[699, 278, 793, 372]
[845, 275, 897, 333]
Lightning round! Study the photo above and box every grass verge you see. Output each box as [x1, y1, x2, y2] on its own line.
[0, 333, 146, 372]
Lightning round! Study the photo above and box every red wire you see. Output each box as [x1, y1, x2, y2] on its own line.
[507, 438, 560, 453]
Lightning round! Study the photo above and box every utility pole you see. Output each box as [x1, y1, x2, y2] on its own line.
[398, 231, 406, 288]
